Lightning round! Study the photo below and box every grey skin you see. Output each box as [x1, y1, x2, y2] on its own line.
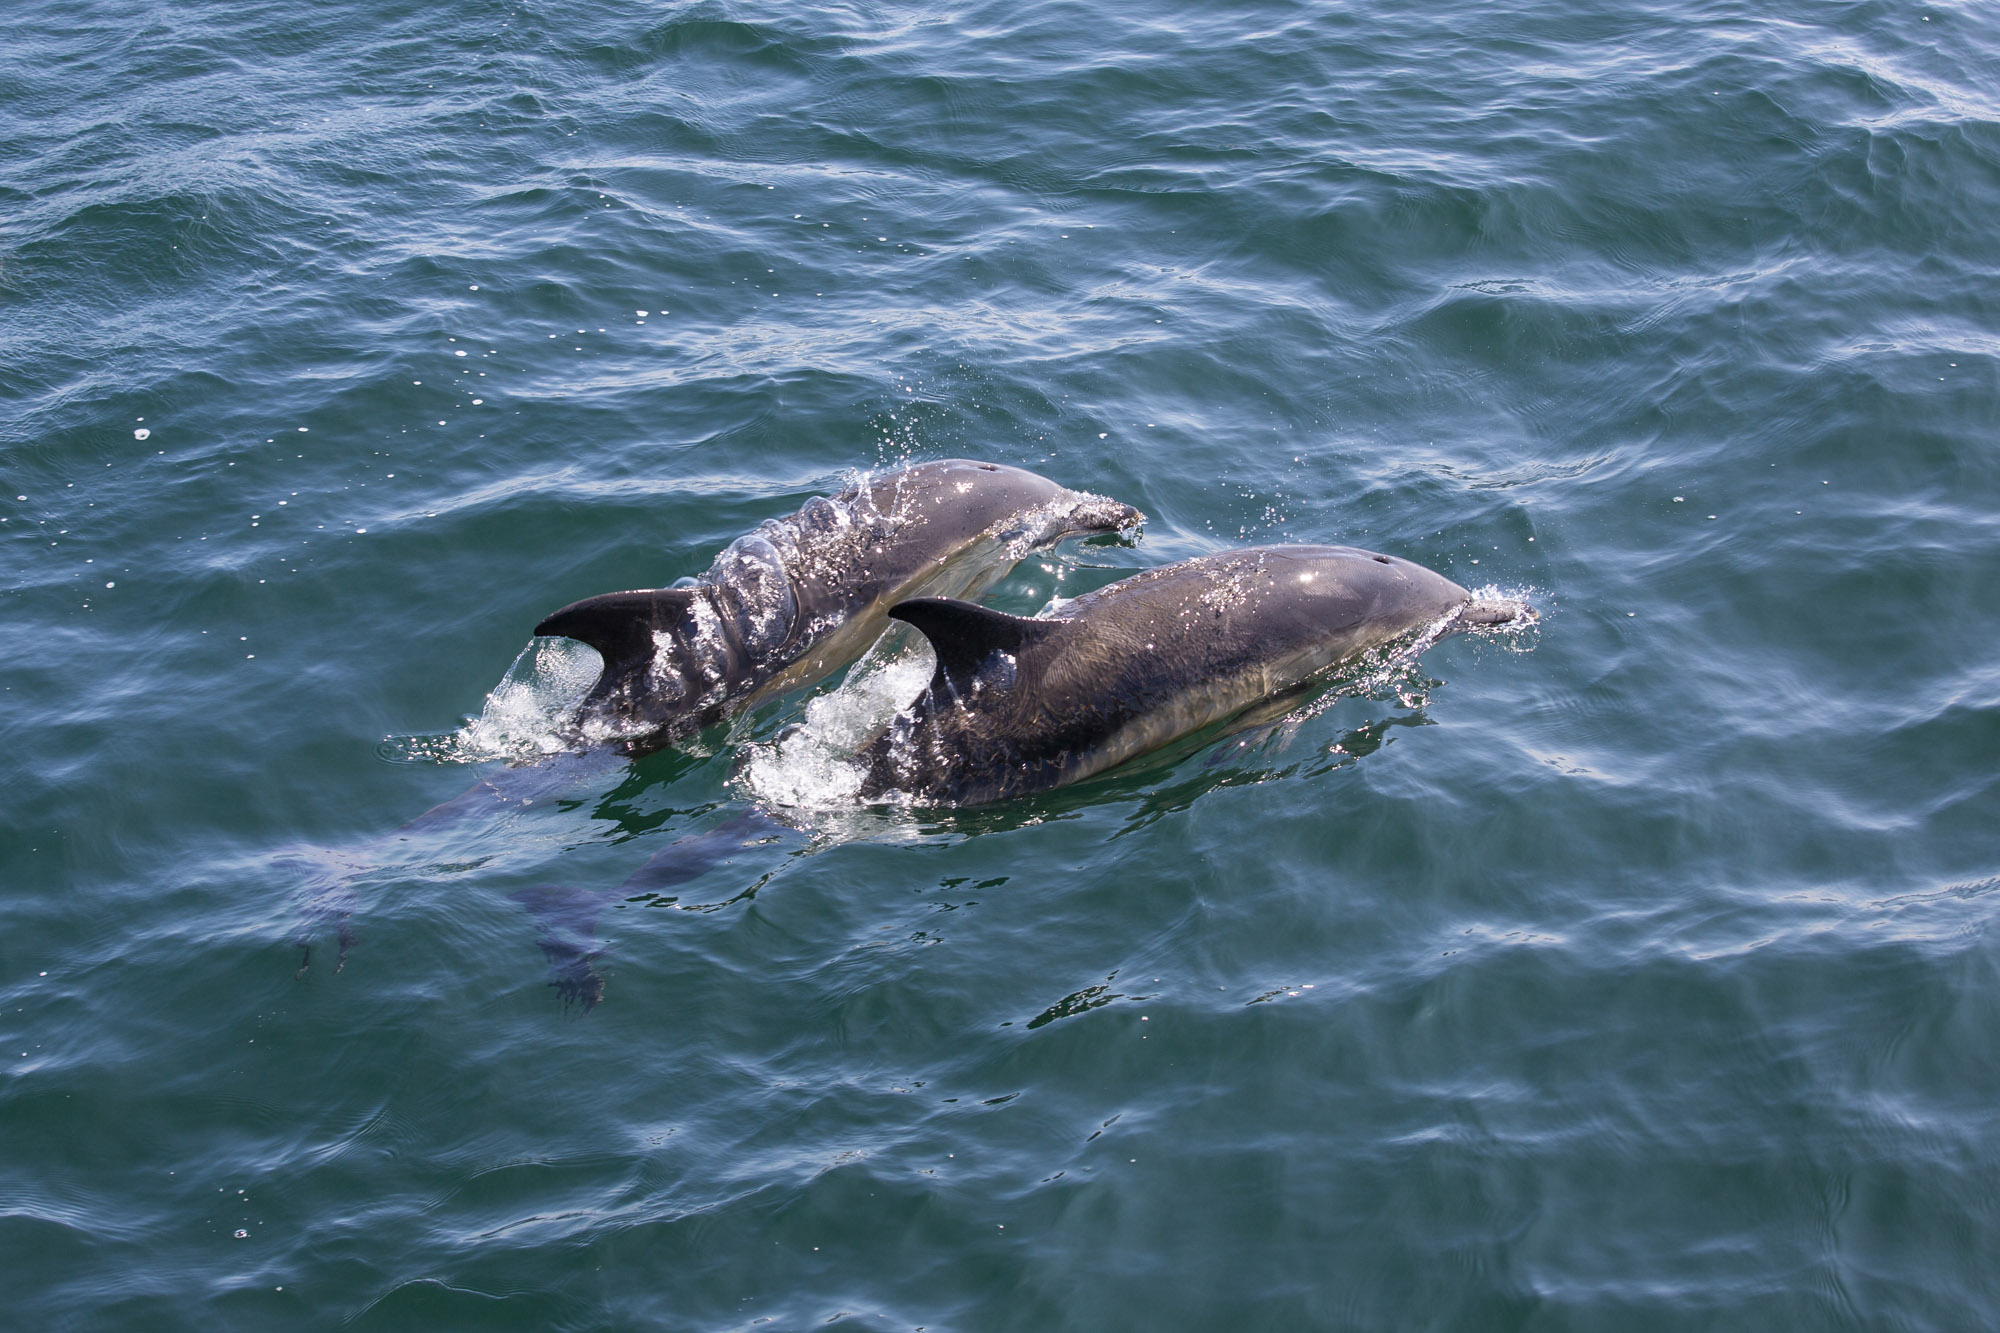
[533, 459, 1141, 754]
[860, 544, 1526, 805]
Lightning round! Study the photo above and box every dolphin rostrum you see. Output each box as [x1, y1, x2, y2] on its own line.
[533, 459, 1142, 753]
[858, 544, 1527, 805]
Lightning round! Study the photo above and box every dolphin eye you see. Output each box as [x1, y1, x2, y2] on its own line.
[1373, 555, 1391, 564]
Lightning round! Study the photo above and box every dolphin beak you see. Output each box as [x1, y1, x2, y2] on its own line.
[1091, 499, 1144, 535]
[1461, 598, 1535, 626]
[1052, 494, 1145, 544]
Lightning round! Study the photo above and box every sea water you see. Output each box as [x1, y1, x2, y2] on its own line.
[4, 0, 1998, 1326]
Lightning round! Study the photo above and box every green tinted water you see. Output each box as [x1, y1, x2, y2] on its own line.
[4, 0, 1999, 1326]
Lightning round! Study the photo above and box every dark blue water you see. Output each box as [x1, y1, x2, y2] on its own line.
[5, 0, 1999, 1326]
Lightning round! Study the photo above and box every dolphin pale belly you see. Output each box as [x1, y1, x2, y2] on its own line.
[859, 544, 1528, 805]
[533, 459, 1141, 754]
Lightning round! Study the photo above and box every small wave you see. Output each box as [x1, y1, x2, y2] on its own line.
[385, 636, 601, 764]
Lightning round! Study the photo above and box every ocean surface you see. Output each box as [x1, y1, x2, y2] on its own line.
[5, 0, 1999, 1327]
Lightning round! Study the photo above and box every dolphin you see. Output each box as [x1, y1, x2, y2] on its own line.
[533, 459, 1141, 754]
[857, 544, 1527, 805]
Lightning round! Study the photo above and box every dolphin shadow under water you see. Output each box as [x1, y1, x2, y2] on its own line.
[507, 808, 791, 1011]
[287, 742, 812, 1008]
[288, 748, 631, 982]
[494, 673, 1453, 1009]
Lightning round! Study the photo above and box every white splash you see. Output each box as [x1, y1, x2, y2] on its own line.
[392, 635, 601, 763]
[1459, 583, 1543, 649]
[736, 629, 935, 812]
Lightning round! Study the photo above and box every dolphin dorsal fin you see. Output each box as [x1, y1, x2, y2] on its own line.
[889, 597, 1059, 694]
[534, 588, 699, 681]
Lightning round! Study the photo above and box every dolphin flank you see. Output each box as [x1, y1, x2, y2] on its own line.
[533, 459, 1141, 753]
[859, 544, 1528, 805]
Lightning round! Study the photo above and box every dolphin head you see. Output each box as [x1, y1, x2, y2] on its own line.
[860, 459, 1142, 550]
[1246, 546, 1534, 647]
[1176, 546, 1467, 660]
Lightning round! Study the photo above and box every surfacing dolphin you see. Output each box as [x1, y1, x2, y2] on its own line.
[296, 460, 1134, 992]
[533, 459, 1142, 754]
[858, 544, 1528, 805]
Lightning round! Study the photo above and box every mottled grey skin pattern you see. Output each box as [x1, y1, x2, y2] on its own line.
[862, 544, 1525, 805]
[534, 460, 1141, 754]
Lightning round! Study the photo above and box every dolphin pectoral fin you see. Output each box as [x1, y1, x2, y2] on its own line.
[889, 598, 1062, 694]
[534, 588, 699, 684]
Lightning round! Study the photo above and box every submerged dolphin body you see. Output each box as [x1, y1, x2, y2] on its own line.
[859, 544, 1526, 805]
[533, 460, 1141, 754]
